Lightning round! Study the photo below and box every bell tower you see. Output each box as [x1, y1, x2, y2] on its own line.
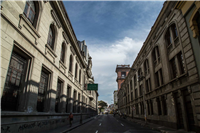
[115, 65, 130, 91]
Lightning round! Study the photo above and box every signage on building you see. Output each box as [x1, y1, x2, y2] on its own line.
[87, 84, 98, 90]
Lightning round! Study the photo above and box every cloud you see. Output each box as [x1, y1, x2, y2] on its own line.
[90, 37, 143, 104]
[64, 1, 164, 105]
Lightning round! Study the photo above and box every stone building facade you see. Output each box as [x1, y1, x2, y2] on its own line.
[113, 90, 118, 111]
[1, 1, 98, 133]
[118, 1, 200, 132]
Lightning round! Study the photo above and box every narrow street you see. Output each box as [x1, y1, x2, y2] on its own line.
[67, 114, 160, 133]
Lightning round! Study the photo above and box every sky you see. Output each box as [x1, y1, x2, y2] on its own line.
[63, 1, 164, 105]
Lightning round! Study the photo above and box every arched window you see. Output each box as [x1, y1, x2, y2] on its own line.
[60, 43, 65, 63]
[24, 1, 35, 24]
[47, 25, 55, 50]
[75, 63, 78, 78]
[69, 55, 73, 72]
[172, 24, 178, 38]
[152, 46, 160, 66]
[79, 69, 81, 83]
[165, 30, 172, 47]
[165, 23, 179, 53]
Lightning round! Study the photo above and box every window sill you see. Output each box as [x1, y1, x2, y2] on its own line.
[68, 71, 73, 78]
[45, 44, 57, 63]
[19, 14, 41, 38]
[59, 60, 67, 73]
[169, 72, 188, 83]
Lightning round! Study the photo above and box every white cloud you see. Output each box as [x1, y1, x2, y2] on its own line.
[90, 37, 143, 103]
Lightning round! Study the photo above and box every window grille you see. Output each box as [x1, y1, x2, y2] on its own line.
[37, 71, 49, 112]
[2, 53, 27, 111]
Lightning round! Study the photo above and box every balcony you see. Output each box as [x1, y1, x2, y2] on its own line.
[116, 75, 126, 81]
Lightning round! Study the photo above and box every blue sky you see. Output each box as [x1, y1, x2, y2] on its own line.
[64, 1, 164, 105]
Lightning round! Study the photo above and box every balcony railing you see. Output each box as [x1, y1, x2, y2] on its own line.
[117, 76, 126, 80]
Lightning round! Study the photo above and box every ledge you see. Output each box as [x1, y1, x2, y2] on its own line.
[19, 14, 41, 38]
[59, 60, 67, 73]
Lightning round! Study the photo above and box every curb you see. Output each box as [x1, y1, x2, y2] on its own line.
[61, 116, 97, 133]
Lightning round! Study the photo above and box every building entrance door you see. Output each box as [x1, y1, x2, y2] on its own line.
[1, 52, 27, 111]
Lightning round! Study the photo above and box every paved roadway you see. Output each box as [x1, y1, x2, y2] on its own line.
[67, 114, 160, 133]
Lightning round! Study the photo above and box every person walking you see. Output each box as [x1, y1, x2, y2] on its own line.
[69, 112, 73, 127]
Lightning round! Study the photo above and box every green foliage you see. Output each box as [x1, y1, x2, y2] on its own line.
[98, 100, 108, 108]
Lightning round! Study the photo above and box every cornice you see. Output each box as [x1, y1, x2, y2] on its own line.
[70, 46, 76, 55]
[51, 9, 61, 28]
[131, 1, 176, 70]
[62, 31, 70, 44]
[51, 1, 87, 68]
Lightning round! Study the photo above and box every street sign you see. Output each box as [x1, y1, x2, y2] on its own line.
[87, 84, 98, 90]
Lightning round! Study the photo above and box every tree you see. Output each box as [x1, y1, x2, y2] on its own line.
[98, 100, 108, 112]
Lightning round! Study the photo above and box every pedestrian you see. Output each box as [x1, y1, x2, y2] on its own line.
[69, 112, 73, 127]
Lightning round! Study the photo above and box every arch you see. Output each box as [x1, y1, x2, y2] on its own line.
[47, 23, 58, 51]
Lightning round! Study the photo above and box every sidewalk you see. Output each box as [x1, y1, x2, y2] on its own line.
[115, 114, 196, 133]
[40, 116, 98, 133]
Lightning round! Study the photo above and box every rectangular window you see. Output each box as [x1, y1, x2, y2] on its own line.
[162, 96, 167, 115]
[177, 52, 185, 75]
[134, 75, 137, 86]
[170, 57, 177, 79]
[130, 80, 133, 90]
[121, 72, 126, 78]
[66, 86, 71, 113]
[146, 80, 149, 93]
[139, 84, 143, 96]
[155, 71, 160, 87]
[38, 70, 50, 112]
[135, 88, 138, 99]
[136, 104, 139, 115]
[55, 79, 62, 113]
[73, 90, 77, 113]
[160, 69, 164, 85]
[150, 99, 154, 115]
[131, 92, 133, 101]
[157, 98, 162, 115]
[78, 93, 80, 113]
[2, 52, 28, 111]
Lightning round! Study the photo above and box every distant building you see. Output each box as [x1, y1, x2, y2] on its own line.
[115, 65, 130, 91]
[118, 1, 200, 132]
